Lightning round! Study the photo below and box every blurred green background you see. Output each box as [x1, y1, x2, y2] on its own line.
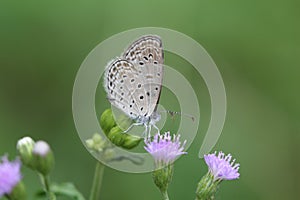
[1, 0, 299, 199]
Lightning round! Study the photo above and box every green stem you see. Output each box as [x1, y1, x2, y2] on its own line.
[39, 174, 56, 200]
[89, 162, 105, 200]
[161, 190, 169, 200]
[44, 176, 51, 192]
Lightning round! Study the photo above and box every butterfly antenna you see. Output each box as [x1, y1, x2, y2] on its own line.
[161, 110, 195, 122]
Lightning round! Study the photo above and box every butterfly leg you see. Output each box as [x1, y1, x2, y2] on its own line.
[122, 122, 143, 133]
[152, 124, 160, 134]
[148, 125, 152, 138]
[142, 124, 148, 138]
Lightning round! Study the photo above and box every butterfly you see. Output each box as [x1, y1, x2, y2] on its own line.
[104, 35, 164, 138]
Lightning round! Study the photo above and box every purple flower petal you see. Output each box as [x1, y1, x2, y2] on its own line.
[144, 132, 187, 165]
[204, 151, 240, 181]
[33, 141, 50, 157]
[0, 155, 22, 197]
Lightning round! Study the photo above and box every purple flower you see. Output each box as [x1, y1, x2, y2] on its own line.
[204, 151, 240, 181]
[0, 156, 22, 197]
[33, 141, 51, 157]
[145, 132, 187, 165]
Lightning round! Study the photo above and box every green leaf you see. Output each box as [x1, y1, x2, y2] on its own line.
[36, 182, 86, 200]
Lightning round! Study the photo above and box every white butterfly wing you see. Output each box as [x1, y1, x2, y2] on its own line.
[104, 35, 164, 119]
[123, 35, 164, 117]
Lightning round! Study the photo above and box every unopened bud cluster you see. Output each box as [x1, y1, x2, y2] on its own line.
[17, 137, 54, 176]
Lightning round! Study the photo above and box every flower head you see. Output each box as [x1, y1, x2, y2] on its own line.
[17, 137, 35, 151]
[33, 141, 50, 157]
[0, 156, 22, 197]
[32, 141, 55, 176]
[204, 151, 240, 181]
[17, 136, 35, 167]
[145, 132, 187, 165]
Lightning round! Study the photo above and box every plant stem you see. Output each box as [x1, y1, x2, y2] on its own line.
[161, 190, 169, 200]
[44, 176, 50, 192]
[89, 162, 105, 200]
[39, 174, 56, 200]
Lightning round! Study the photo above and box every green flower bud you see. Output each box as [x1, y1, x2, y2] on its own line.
[100, 109, 116, 135]
[32, 141, 55, 176]
[115, 112, 133, 131]
[92, 133, 103, 143]
[122, 134, 142, 149]
[16, 137, 35, 168]
[85, 133, 108, 152]
[7, 181, 27, 200]
[106, 126, 141, 149]
[107, 126, 125, 147]
[103, 148, 115, 161]
[100, 108, 141, 149]
[152, 164, 174, 194]
[195, 172, 219, 200]
[85, 138, 94, 149]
